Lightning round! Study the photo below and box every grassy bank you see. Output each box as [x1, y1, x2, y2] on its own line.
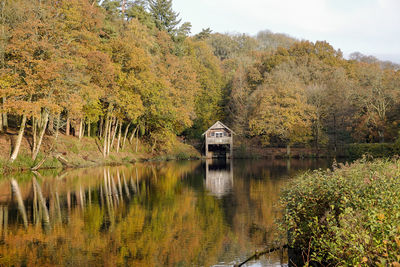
[280, 158, 400, 265]
[0, 133, 200, 177]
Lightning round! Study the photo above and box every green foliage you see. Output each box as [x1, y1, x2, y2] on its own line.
[346, 143, 400, 159]
[148, 0, 181, 34]
[280, 159, 400, 265]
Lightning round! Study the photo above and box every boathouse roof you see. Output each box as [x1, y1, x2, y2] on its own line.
[201, 121, 235, 136]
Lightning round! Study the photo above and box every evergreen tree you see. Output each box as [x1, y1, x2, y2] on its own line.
[147, 0, 181, 34]
[195, 28, 212, 40]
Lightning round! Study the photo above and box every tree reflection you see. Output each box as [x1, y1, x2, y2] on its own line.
[0, 159, 327, 266]
[0, 161, 229, 266]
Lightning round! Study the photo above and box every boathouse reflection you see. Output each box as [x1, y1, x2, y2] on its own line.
[205, 159, 233, 198]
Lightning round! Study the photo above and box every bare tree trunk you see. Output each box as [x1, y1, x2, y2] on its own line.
[0, 206, 3, 235]
[2, 97, 7, 130]
[48, 114, 54, 134]
[107, 119, 112, 156]
[116, 121, 122, 153]
[103, 115, 110, 158]
[122, 122, 131, 150]
[110, 118, 118, 149]
[99, 116, 103, 138]
[2, 113, 7, 129]
[32, 110, 49, 161]
[0, 95, 3, 132]
[129, 125, 137, 144]
[136, 128, 139, 153]
[32, 116, 37, 152]
[80, 119, 85, 139]
[66, 115, 70, 136]
[55, 113, 61, 139]
[87, 119, 91, 137]
[78, 119, 82, 139]
[286, 144, 291, 158]
[10, 114, 27, 162]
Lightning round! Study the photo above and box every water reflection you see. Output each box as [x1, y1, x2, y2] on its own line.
[205, 159, 233, 198]
[0, 159, 333, 266]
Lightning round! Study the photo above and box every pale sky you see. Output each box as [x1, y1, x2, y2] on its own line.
[172, 0, 400, 63]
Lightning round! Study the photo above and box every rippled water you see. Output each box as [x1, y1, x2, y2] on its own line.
[0, 159, 332, 266]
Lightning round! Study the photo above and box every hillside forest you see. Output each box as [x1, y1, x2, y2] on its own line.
[1, 0, 400, 162]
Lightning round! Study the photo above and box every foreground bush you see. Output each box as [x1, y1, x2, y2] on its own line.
[280, 158, 400, 266]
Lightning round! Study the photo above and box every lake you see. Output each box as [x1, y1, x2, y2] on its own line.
[0, 159, 333, 266]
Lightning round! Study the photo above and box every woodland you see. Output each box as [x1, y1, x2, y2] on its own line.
[1, 0, 400, 164]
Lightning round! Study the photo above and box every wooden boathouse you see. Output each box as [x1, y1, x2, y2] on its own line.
[202, 121, 234, 158]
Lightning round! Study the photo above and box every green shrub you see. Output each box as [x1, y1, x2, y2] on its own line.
[346, 143, 400, 159]
[280, 158, 400, 265]
[175, 151, 190, 160]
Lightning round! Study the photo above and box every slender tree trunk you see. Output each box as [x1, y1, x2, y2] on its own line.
[136, 128, 139, 153]
[87, 119, 91, 137]
[78, 118, 84, 140]
[32, 110, 49, 161]
[10, 114, 27, 162]
[122, 122, 131, 150]
[2, 97, 7, 130]
[103, 115, 110, 158]
[129, 125, 137, 144]
[77, 119, 82, 139]
[286, 144, 291, 158]
[110, 118, 118, 149]
[66, 115, 70, 136]
[48, 114, 54, 134]
[99, 116, 103, 138]
[116, 121, 122, 153]
[107, 119, 112, 156]
[55, 113, 61, 139]
[32, 116, 37, 152]
[0, 95, 3, 132]
[2, 113, 7, 129]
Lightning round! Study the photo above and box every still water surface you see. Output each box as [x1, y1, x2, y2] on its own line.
[0, 159, 332, 266]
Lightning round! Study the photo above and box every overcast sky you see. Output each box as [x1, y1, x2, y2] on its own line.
[172, 0, 400, 63]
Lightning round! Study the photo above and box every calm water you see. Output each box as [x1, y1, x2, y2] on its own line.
[0, 159, 333, 266]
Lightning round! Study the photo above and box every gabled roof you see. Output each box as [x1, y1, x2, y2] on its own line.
[201, 121, 236, 136]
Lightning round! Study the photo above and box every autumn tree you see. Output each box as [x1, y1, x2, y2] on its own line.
[249, 68, 315, 155]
